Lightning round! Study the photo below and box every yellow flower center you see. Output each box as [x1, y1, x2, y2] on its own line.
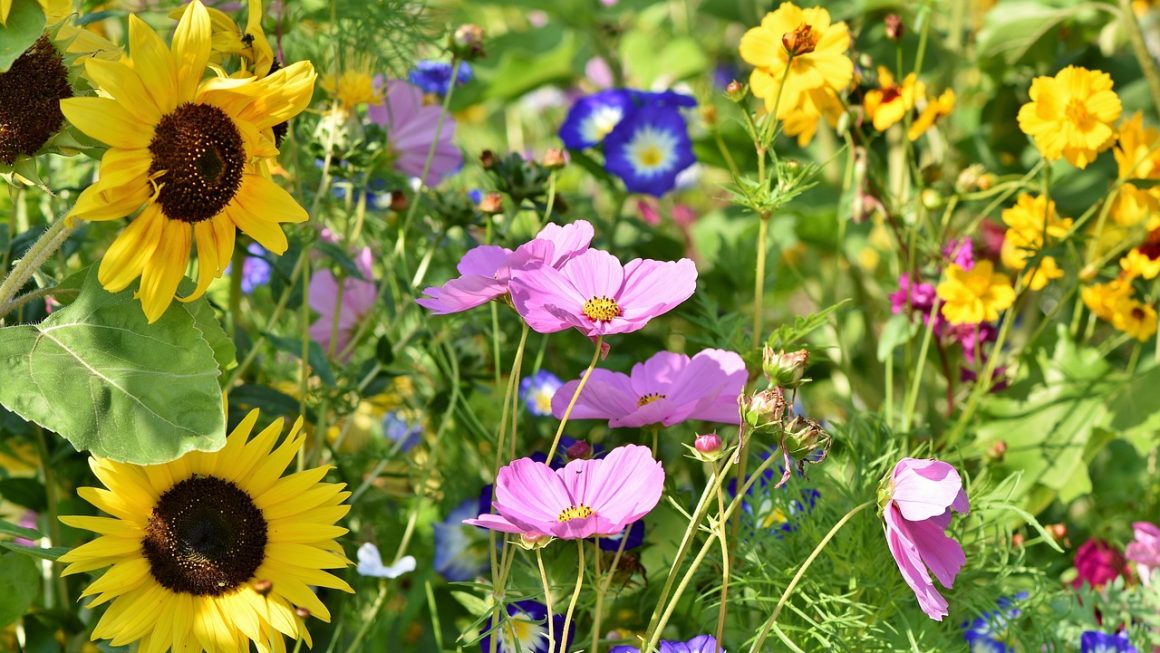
[582, 296, 621, 322]
[558, 505, 594, 522]
[148, 103, 246, 223]
[639, 145, 663, 167]
[1064, 98, 1092, 127]
[636, 393, 666, 407]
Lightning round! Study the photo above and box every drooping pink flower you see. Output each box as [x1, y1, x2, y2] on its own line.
[510, 249, 697, 336]
[417, 220, 595, 315]
[310, 246, 377, 357]
[551, 349, 746, 428]
[1072, 538, 1129, 589]
[1126, 522, 1160, 586]
[368, 80, 462, 186]
[464, 445, 664, 540]
[882, 457, 970, 621]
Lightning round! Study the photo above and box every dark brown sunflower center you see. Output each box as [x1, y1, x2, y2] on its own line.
[0, 35, 72, 165]
[142, 475, 267, 596]
[148, 103, 246, 223]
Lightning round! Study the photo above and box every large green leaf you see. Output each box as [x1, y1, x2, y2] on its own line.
[0, 269, 226, 464]
[0, 553, 38, 627]
[0, 0, 45, 73]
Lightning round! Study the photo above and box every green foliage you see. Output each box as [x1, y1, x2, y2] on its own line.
[0, 0, 44, 72]
[0, 553, 38, 627]
[0, 269, 226, 464]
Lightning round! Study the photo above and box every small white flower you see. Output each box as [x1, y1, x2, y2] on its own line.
[356, 543, 417, 578]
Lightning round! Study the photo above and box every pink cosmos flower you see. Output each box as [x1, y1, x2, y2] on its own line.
[510, 249, 697, 336]
[368, 79, 462, 186]
[417, 220, 595, 315]
[1126, 522, 1160, 586]
[310, 246, 377, 357]
[551, 349, 746, 428]
[1072, 538, 1129, 589]
[464, 444, 664, 540]
[882, 457, 970, 621]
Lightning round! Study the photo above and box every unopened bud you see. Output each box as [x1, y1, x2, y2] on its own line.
[884, 14, 904, 41]
[688, 433, 725, 462]
[1012, 532, 1025, 548]
[1079, 264, 1098, 283]
[480, 149, 497, 169]
[987, 439, 1007, 461]
[701, 105, 718, 126]
[1048, 523, 1068, 540]
[743, 387, 787, 430]
[725, 80, 746, 102]
[781, 415, 831, 460]
[516, 531, 552, 550]
[565, 439, 591, 460]
[921, 188, 944, 210]
[295, 607, 311, 619]
[451, 24, 486, 60]
[542, 148, 567, 169]
[955, 164, 984, 193]
[252, 579, 273, 595]
[478, 192, 504, 214]
[977, 173, 996, 191]
[763, 347, 809, 388]
[389, 191, 408, 212]
[782, 23, 818, 56]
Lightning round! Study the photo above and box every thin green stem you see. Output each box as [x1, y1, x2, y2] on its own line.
[901, 296, 942, 432]
[546, 335, 603, 462]
[560, 540, 586, 653]
[342, 582, 389, 653]
[752, 216, 770, 349]
[225, 248, 309, 386]
[0, 217, 73, 320]
[36, 429, 68, 608]
[536, 550, 558, 653]
[1119, 0, 1160, 110]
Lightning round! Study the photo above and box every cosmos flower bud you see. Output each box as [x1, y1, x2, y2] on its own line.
[763, 347, 809, 388]
[1012, 532, 1025, 548]
[450, 24, 486, 61]
[565, 439, 592, 460]
[690, 433, 725, 462]
[479, 149, 497, 169]
[781, 415, 831, 460]
[389, 191, 408, 212]
[987, 439, 1007, 461]
[884, 14, 904, 41]
[743, 387, 787, 431]
[542, 147, 567, 169]
[725, 80, 746, 102]
[478, 192, 504, 214]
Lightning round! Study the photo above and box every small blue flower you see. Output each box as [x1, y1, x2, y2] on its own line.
[433, 496, 490, 581]
[409, 60, 472, 96]
[383, 411, 422, 453]
[468, 188, 484, 204]
[728, 454, 818, 536]
[479, 600, 574, 653]
[1080, 631, 1138, 653]
[520, 370, 563, 417]
[961, 593, 1026, 652]
[597, 519, 644, 552]
[226, 242, 272, 294]
[628, 89, 697, 109]
[603, 105, 696, 197]
[611, 635, 724, 653]
[559, 89, 635, 150]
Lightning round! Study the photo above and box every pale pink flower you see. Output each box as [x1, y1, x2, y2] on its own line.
[1127, 521, 1160, 586]
[309, 247, 377, 357]
[417, 220, 594, 315]
[510, 249, 697, 336]
[464, 445, 664, 540]
[552, 349, 745, 427]
[368, 80, 462, 186]
[882, 458, 970, 621]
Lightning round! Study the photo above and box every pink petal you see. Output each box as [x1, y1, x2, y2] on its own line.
[534, 220, 595, 268]
[629, 351, 688, 396]
[664, 349, 747, 425]
[560, 249, 625, 301]
[891, 458, 966, 522]
[884, 503, 949, 621]
[417, 275, 507, 314]
[308, 269, 341, 313]
[577, 445, 664, 531]
[897, 512, 966, 588]
[510, 263, 589, 334]
[494, 458, 571, 534]
[458, 245, 512, 278]
[617, 258, 697, 322]
[551, 370, 637, 422]
[463, 513, 525, 533]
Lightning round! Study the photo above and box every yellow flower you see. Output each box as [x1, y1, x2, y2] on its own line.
[739, 2, 853, 119]
[183, 0, 275, 76]
[999, 194, 1073, 289]
[1120, 238, 1160, 279]
[908, 88, 955, 141]
[1115, 112, 1160, 180]
[1110, 183, 1160, 228]
[1111, 297, 1158, 341]
[59, 409, 353, 652]
[1017, 66, 1122, 168]
[1081, 277, 1133, 321]
[321, 69, 381, 110]
[937, 261, 1016, 325]
[863, 67, 924, 132]
[780, 86, 843, 146]
[0, 0, 72, 25]
[60, 0, 316, 322]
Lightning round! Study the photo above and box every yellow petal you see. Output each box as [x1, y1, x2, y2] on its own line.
[98, 204, 165, 293]
[82, 58, 162, 124]
[128, 14, 178, 113]
[60, 97, 152, 149]
[171, 0, 212, 103]
[136, 218, 192, 323]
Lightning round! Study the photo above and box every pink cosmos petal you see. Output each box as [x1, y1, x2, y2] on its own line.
[309, 253, 377, 358]
[891, 458, 968, 522]
[1127, 521, 1160, 586]
[533, 221, 594, 267]
[897, 510, 966, 588]
[884, 503, 950, 621]
[629, 351, 686, 396]
[551, 370, 638, 421]
[568, 445, 664, 532]
[308, 270, 341, 314]
[369, 80, 462, 186]
[493, 458, 573, 535]
[561, 249, 625, 301]
[638, 199, 661, 226]
[510, 263, 589, 333]
[463, 513, 526, 534]
[417, 276, 509, 314]
[662, 349, 746, 425]
[344, 248, 378, 313]
[613, 397, 681, 428]
[617, 258, 698, 322]
[457, 245, 512, 277]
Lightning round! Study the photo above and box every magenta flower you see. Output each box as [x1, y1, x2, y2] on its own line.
[464, 444, 664, 540]
[368, 80, 462, 186]
[889, 274, 939, 325]
[882, 457, 970, 621]
[1072, 538, 1129, 589]
[417, 220, 595, 315]
[948, 322, 996, 365]
[510, 249, 697, 336]
[309, 246, 377, 357]
[1127, 521, 1160, 586]
[943, 238, 975, 270]
[551, 349, 745, 428]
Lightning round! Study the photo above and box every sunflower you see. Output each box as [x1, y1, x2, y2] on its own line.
[60, 0, 315, 322]
[59, 409, 353, 653]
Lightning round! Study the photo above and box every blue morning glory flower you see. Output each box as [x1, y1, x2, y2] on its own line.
[225, 242, 272, 294]
[383, 410, 422, 453]
[961, 593, 1027, 652]
[433, 496, 490, 581]
[597, 519, 644, 552]
[611, 635, 724, 653]
[479, 600, 574, 653]
[520, 370, 563, 417]
[559, 89, 635, 150]
[408, 60, 473, 96]
[1080, 631, 1138, 653]
[603, 105, 696, 197]
[728, 453, 819, 536]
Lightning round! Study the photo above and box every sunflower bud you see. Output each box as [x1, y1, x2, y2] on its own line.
[542, 148, 567, 169]
[725, 80, 746, 102]
[743, 387, 787, 431]
[763, 347, 809, 388]
[478, 192, 504, 214]
[450, 24, 486, 61]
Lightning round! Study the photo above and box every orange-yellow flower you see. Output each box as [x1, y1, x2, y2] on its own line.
[863, 67, 923, 132]
[1081, 277, 1132, 321]
[1017, 66, 1122, 168]
[908, 89, 955, 141]
[739, 2, 853, 120]
[1000, 194, 1072, 290]
[1111, 297, 1158, 341]
[937, 261, 1016, 325]
[1115, 112, 1160, 180]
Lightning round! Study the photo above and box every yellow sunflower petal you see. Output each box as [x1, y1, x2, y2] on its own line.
[135, 219, 192, 324]
[127, 14, 178, 113]
[171, 0, 212, 103]
[82, 58, 162, 124]
[60, 97, 152, 149]
[98, 204, 165, 293]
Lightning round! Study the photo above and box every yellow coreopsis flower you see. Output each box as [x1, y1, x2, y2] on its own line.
[999, 194, 1073, 290]
[1111, 297, 1158, 341]
[908, 88, 955, 141]
[1017, 66, 1122, 169]
[1110, 183, 1160, 228]
[780, 86, 844, 146]
[937, 261, 1016, 325]
[61, 0, 316, 322]
[321, 69, 381, 111]
[1120, 237, 1160, 279]
[739, 2, 853, 119]
[863, 67, 924, 132]
[1115, 112, 1160, 180]
[1080, 277, 1132, 321]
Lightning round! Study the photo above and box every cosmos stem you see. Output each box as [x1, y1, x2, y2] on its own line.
[0, 216, 73, 320]
[536, 550, 557, 653]
[546, 335, 603, 462]
[592, 531, 632, 653]
[560, 540, 585, 653]
[342, 581, 390, 653]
